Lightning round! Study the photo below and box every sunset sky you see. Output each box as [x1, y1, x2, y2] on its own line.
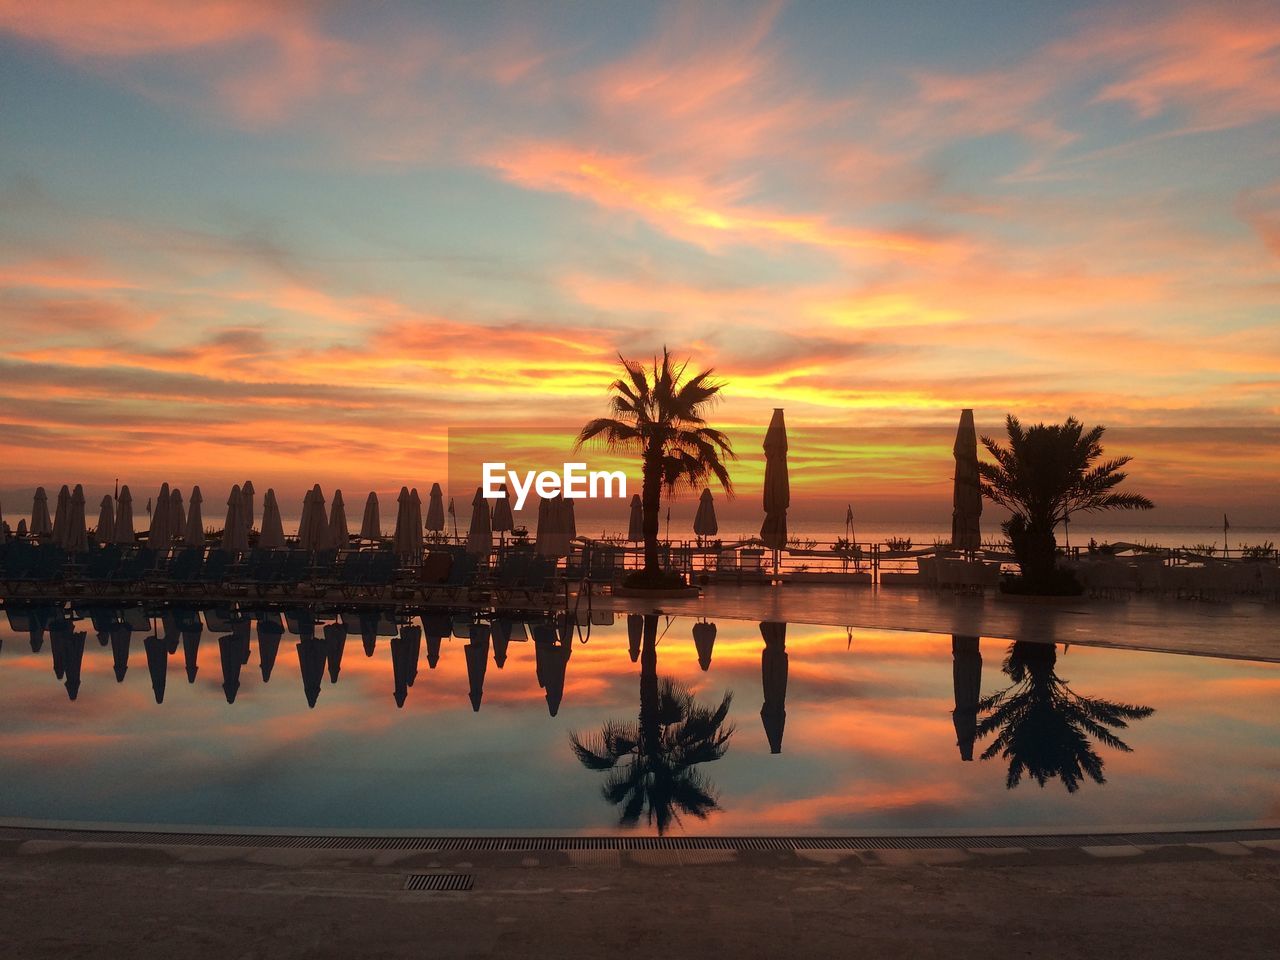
[1, 1, 1277, 525]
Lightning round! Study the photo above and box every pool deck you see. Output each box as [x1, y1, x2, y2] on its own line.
[592, 584, 1280, 662]
[3, 825, 1276, 959]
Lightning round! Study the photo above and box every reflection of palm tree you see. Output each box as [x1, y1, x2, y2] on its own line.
[570, 614, 734, 834]
[976, 641, 1154, 792]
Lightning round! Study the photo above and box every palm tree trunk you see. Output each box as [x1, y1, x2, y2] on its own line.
[641, 445, 662, 574]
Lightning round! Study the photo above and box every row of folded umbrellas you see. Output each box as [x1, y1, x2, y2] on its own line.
[2, 481, 704, 560]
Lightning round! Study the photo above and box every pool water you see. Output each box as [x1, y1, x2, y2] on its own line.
[1, 604, 1276, 835]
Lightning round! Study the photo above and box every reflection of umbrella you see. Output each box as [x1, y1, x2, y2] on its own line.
[627, 493, 643, 543]
[184, 486, 204, 547]
[219, 631, 244, 703]
[760, 409, 789, 554]
[491, 618, 518, 668]
[254, 615, 282, 682]
[50, 618, 71, 679]
[110, 624, 132, 682]
[360, 492, 381, 540]
[534, 634, 570, 717]
[329, 490, 349, 548]
[951, 635, 982, 761]
[391, 625, 422, 708]
[467, 487, 492, 558]
[31, 486, 52, 540]
[52, 484, 70, 546]
[425, 483, 445, 534]
[297, 636, 327, 708]
[67, 484, 88, 553]
[423, 613, 449, 669]
[144, 633, 168, 704]
[148, 483, 172, 548]
[465, 623, 491, 712]
[760, 621, 788, 754]
[179, 611, 202, 683]
[491, 484, 514, 538]
[693, 488, 718, 540]
[951, 408, 983, 553]
[62, 626, 85, 700]
[95, 495, 115, 545]
[692, 621, 717, 671]
[627, 613, 642, 663]
[222, 484, 248, 553]
[258, 489, 286, 549]
[324, 622, 347, 683]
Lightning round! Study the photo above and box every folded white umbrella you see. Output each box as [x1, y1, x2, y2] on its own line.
[67, 484, 88, 553]
[392, 486, 413, 558]
[114, 485, 135, 544]
[694, 488, 718, 539]
[258, 488, 286, 549]
[491, 484, 514, 535]
[298, 485, 330, 551]
[30, 486, 52, 540]
[241, 480, 255, 534]
[95, 495, 116, 545]
[184, 486, 204, 547]
[148, 483, 172, 548]
[360, 492, 380, 540]
[170, 488, 185, 541]
[329, 489, 349, 547]
[425, 483, 445, 533]
[760, 408, 789, 551]
[950, 408, 983, 553]
[221, 484, 248, 553]
[51, 484, 70, 546]
[410, 487, 423, 547]
[467, 487, 492, 557]
[536, 496, 573, 558]
[627, 493, 643, 542]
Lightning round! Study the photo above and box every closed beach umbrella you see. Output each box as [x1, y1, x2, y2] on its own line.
[258, 488, 286, 549]
[951, 635, 982, 761]
[184, 486, 204, 547]
[535, 496, 572, 558]
[951, 408, 983, 553]
[114, 485, 135, 544]
[95, 495, 115, 545]
[51, 485, 70, 546]
[221, 484, 248, 553]
[170, 488, 185, 540]
[425, 483, 445, 534]
[627, 493, 643, 542]
[329, 489, 349, 547]
[31, 487, 52, 540]
[241, 480, 255, 534]
[298, 485, 330, 551]
[409, 487, 423, 548]
[467, 487, 492, 558]
[360, 492, 380, 540]
[67, 484, 88, 553]
[491, 484, 514, 536]
[562, 496, 577, 541]
[760, 408, 789, 551]
[148, 483, 172, 548]
[760, 620, 789, 754]
[392, 486, 415, 558]
[694, 488, 718, 540]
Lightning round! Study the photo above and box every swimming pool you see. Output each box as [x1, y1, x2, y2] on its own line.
[1, 603, 1276, 835]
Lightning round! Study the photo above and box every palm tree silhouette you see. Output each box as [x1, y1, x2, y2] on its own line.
[570, 613, 734, 834]
[976, 641, 1154, 792]
[978, 416, 1153, 592]
[575, 348, 734, 578]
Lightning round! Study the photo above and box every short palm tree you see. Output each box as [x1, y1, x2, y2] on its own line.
[976, 642, 1154, 792]
[576, 348, 734, 579]
[978, 416, 1153, 592]
[570, 613, 734, 834]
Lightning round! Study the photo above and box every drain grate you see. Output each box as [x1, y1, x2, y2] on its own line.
[404, 873, 473, 892]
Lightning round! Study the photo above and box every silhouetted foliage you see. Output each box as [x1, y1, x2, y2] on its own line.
[576, 348, 734, 575]
[976, 641, 1154, 792]
[979, 416, 1153, 593]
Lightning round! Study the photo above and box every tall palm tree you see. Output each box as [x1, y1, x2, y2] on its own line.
[976, 641, 1154, 792]
[576, 348, 734, 579]
[978, 416, 1153, 592]
[570, 614, 734, 834]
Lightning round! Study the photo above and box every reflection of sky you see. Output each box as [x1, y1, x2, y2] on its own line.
[0, 612, 1276, 834]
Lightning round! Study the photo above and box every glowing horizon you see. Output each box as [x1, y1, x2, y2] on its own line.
[1, 1, 1277, 524]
